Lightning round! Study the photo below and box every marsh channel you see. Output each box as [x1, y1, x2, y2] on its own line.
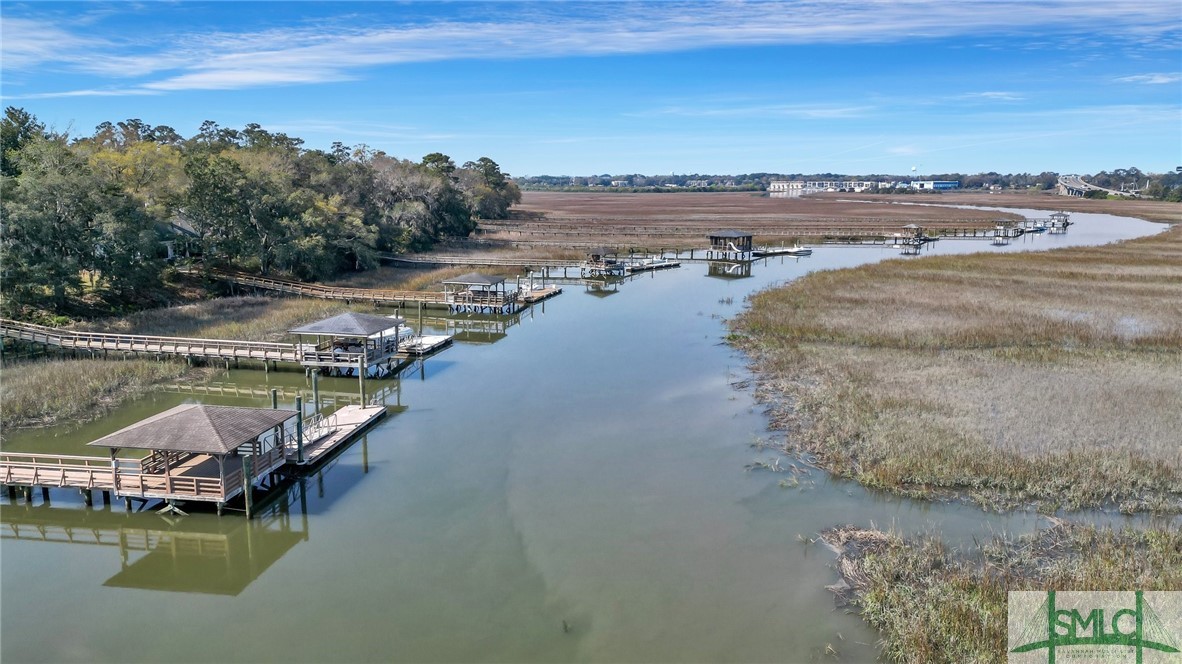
[1, 206, 1175, 663]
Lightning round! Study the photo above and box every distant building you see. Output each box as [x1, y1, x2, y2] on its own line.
[610, 180, 629, 187]
[910, 180, 960, 190]
[686, 179, 710, 188]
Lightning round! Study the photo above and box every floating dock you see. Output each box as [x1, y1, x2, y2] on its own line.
[400, 334, 453, 356]
[292, 405, 386, 466]
[521, 286, 563, 303]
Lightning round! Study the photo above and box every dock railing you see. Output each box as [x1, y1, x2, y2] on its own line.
[0, 319, 300, 362]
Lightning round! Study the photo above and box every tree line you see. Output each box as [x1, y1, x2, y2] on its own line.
[0, 108, 521, 318]
[519, 169, 1182, 200]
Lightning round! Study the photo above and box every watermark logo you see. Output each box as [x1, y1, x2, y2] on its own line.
[1009, 591, 1182, 663]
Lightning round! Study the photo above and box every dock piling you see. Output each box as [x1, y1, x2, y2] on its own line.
[295, 396, 305, 464]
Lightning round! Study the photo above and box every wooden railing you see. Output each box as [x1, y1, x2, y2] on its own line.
[212, 270, 446, 304]
[1, 452, 116, 490]
[1, 449, 286, 503]
[0, 319, 300, 362]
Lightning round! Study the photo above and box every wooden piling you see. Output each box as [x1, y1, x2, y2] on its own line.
[295, 396, 305, 464]
[312, 371, 320, 412]
[242, 455, 254, 519]
[41, 487, 50, 502]
[358, 355, 366, 403]
[81, 489, 93, 506]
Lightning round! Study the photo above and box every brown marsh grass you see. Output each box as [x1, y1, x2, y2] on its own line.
[823, 524, 1182, 663]
[734, 226, 1182, 512]
[0, 358, 199, 432]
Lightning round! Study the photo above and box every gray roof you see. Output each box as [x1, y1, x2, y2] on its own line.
[902, 223, 920, 229]
[443, 272, 506, 286]
[88, 404, 297, 455]
[289, 312, 405, 337]
[708, 230, 752, 238]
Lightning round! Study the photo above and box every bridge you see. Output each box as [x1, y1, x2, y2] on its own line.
[1058, 174, 1137, 198]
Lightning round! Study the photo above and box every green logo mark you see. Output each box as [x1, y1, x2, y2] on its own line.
[1011, 591, 1180, 663]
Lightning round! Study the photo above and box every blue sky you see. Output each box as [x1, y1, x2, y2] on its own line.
[2, 1, 1179, 176]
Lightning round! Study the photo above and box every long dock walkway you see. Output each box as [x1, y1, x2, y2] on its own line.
[0, 319, 302, 363]
[210, 270, 450, 308]
[0, 319, 448, 369]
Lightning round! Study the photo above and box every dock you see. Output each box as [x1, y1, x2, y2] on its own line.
[0, 317, 452, 373]
[400, 334, 453, 355]
[291, 405, 386, 466]
[0, 403, 390, 515]
[208, 269, 450, 309]
[521, 286, 563, 303]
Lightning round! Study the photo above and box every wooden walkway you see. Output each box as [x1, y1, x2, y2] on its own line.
[0, 319, 448, 370]
[381, 254, 580, 269]
[210, 270, 449, 308]
[0, 319, 303, 363]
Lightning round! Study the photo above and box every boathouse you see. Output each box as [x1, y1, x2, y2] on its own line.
[87, 404, 297, 513]
[443, 273, 520, 313]
[707, 230, 753, 260]
[581, 248, 624, 277]
[290, 311, 406, 376]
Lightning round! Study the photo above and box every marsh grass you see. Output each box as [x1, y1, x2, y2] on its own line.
[734, 226, 1182, 512]
[823, 524, 1182, 663]
[77, 296, 349, 342]
[0, 358, 201, 432]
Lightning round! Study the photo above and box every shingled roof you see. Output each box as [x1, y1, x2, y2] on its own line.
[87, 404, 297, 455]
[289, 312, 405, 337]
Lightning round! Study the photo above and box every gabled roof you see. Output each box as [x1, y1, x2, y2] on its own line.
[708, 229, 752, 238]
[87, 404, 297, 455]
[289, 312, 405, 337]
[443, 272, 506, 286]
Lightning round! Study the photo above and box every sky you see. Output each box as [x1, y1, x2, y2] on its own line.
[2, 1, 1180, 177]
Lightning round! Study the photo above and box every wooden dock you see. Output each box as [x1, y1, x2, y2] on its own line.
[1, 405, 389, 511]
[0, 319, 302, 363]
[292, 405, 386, 466]
[400, 334, 453, 355]
[521, 286, 563, 303]
[0, 319, 450, 372]
[210, 269, 450, 308]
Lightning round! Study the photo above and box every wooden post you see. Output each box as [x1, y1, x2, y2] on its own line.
[271, 388, 278, 410]
[102, 490, 111, 505]
[358, 355, 366, 403]
[312, 371, 320, 412]
[295, 396, 305, 464]
[417, 300, 423, 332]
[242, 455, 254, 519]
[41, 487, 50, 502]
[81, 489, 93, 506]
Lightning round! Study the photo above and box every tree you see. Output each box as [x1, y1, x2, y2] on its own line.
[1, 106, 45, 177]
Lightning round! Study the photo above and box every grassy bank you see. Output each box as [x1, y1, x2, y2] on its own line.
[732, 225, 1182, 512]
[0, 358, 205, 432]
[821, 524, 1182, 663]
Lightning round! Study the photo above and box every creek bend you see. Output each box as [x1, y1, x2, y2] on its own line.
[0, 206, 1171, 663]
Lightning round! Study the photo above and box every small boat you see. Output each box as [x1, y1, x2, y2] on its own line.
[784, 246, 813, 256]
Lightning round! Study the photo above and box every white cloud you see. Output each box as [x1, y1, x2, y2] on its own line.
[1115, 73, 1182, 85]
[957, 92, 1025, 101]
[5, 1, 1180, 92]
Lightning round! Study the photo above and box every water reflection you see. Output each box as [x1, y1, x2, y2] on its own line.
[1, 481, 310, 596]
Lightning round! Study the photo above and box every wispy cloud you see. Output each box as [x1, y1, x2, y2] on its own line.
[1115, 73, 1182, 85]
[7, 88, 162, 100]
[957, 91, 1025, 102]
[6, 1, 1180, 93]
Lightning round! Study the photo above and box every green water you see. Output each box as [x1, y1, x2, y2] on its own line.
[1, 209, 1173, 662]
